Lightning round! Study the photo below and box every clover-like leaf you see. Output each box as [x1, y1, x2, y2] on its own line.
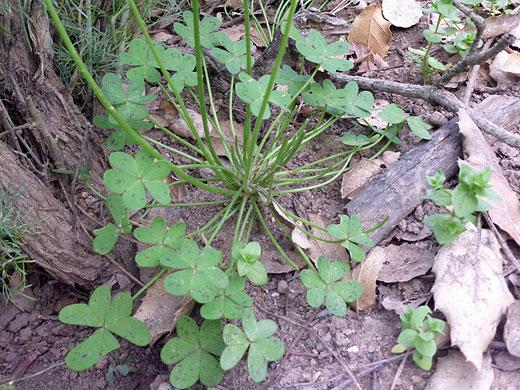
[275, 65, 311, 95]
[235, 73, 291, 119]
[300, 255, 362, 316]
[120, 38, 162, 82]
[59, 286, 151, 371]
[220, 309, 284, 382]
[337, 132, 378, 147]
[93, 115, 151, 151]
[162, 240, 228, 303]
[326, 215, 375, 262]
[104, 149, 171, 210]
[296, 29, 353, 73]
[133, 216, 186, 267]
[211, 37, 251, 74]
[100, 73, 155, 122]
[231, 241, 268, 285]
[174, 11, 224, 49]
[200, 274, 253, 320]
[93, 194, 131, 254]
[161, 316, 225, 389]
[407, 116, 432, 140]
[160, 48, 197, 92]
[379, 104, 405, 125]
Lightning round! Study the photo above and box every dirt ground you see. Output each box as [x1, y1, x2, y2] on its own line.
[2, 1, 520, 389]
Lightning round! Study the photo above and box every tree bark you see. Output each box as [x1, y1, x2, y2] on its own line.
[0, 141, 107, 286]
[0, 1, 110, 286]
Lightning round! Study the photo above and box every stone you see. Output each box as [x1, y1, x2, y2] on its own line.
[277, 280, 289, 294]
[494, 351, 520, 371]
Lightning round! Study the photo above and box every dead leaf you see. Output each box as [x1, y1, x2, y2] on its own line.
[489, 51, 520, 87]
[134, 272, 195, 344]
[210, 120, 244, 156]
[378, 278, 429, 314]
[503, 52, 520, 76]
[377, 244, 435, 283]
[426, 350, 494, 390]
[348, 4, 392, 58]
[458, 109, 520, 246]
[349, 246, 385, 310]
[291, 214, 347, 265]
[149, 31, 175, 42]
[220, 24, 246, 42]
[504, 301, 520, 357]
[225, 0, 243, 9]
[261, 247, 306, 274]
[463, 13, 520, 39]
[349, 40, 389, 71]
[382, 0, 422, 28]
[341, 158, 384, 199]
[431, 223, 514, 370]
[165, 174, 186, 202]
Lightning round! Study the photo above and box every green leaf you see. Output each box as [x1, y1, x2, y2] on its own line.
[66, 328, 120, 371]
[235, 73, 291, 119]
[120, 39, 161, 82]
[379, 104, 405, 124]
[161, 317, 224, 388]
[134, 217, 185, 267]
[327, 215, 374, 262]
[413, 350, 433, 370]
[174, 11, 223, 49]
[200, 274, 253, 320]
[93, 223, 120, 255]
[275, 65, 311, 95]
[414, 337, 437, 358]
[104, 149, 171, 210]
[410, 306, 431, 329]
[160, 48, 197, 92]
[60, 286, 150, 371]
[397, 328, 417, 348]
[306, 286, 326, 307]
[296, 29, 353, 73]
[337, 133, 378, 147]
[331, 280, 363, 302]
[163, 241, 228, 303]
[423, 30, 443, 43]
[211, 37, 251, 74]
[424, 214, 466, 244]
[407, 116, 432, 139]
[452, 185, 478, 217]
[325, 289, 347, 316]
[245, 261, 268, 285]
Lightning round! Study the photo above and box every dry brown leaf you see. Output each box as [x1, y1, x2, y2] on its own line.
[458, 109, 520, 246]
[377, 244, 435, 283]
[349, 38, 389, 72]
[349, 247, 385, 310]
[134, 272, 195, 344]
[209, 120, 244, 156]
[426, 350, 494, 390]
[382, 0, 422, 28]
[431, 223, 514, 370]
[464, 13, 520, 40]
[220, 24, 246, 42]
[348, 4, 392, 58]
[341, 158, 384, 199]
[503, 52, 520, 76]
[489, 51, 520, 87]
[225, 0, 243, 9]
[504, 301, 520, 357]
[291, 214, 347, 265]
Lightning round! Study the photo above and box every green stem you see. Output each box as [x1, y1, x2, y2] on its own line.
[132, 267, 167, 301]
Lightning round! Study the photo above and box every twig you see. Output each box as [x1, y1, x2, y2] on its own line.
[256, 303, 362, 390]
[390, 350, 409, 390]
[330, 71, 520, 148]
[482, 212, 520, 274]
[434, 33, 515, 88]
[464, 39, 493, 105]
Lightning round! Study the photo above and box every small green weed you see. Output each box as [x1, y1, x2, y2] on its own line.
[422, 163, 501, 244]
[392, 305, 446, 370]
[0, 185, 37, 308]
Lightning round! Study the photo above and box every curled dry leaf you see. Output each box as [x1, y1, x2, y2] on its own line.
[431, 223, 514, 370]
[458, 109, 520, 246]
[349, 41, 389, 71]
[463, 12, 520, 40]
[348, 4, 392, 58]
[382, 0, 422, 28]
[134, 272, 195, 344]
[426, 350, 494, 390]
[348, 246, 385, 310]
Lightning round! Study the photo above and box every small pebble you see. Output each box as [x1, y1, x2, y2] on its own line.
[271, 292, 280, 298]
[277, 280, 289, 294]
[347, 346, 359, 354]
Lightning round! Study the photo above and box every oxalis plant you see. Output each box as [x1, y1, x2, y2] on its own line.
[44, 0, 432, 386]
